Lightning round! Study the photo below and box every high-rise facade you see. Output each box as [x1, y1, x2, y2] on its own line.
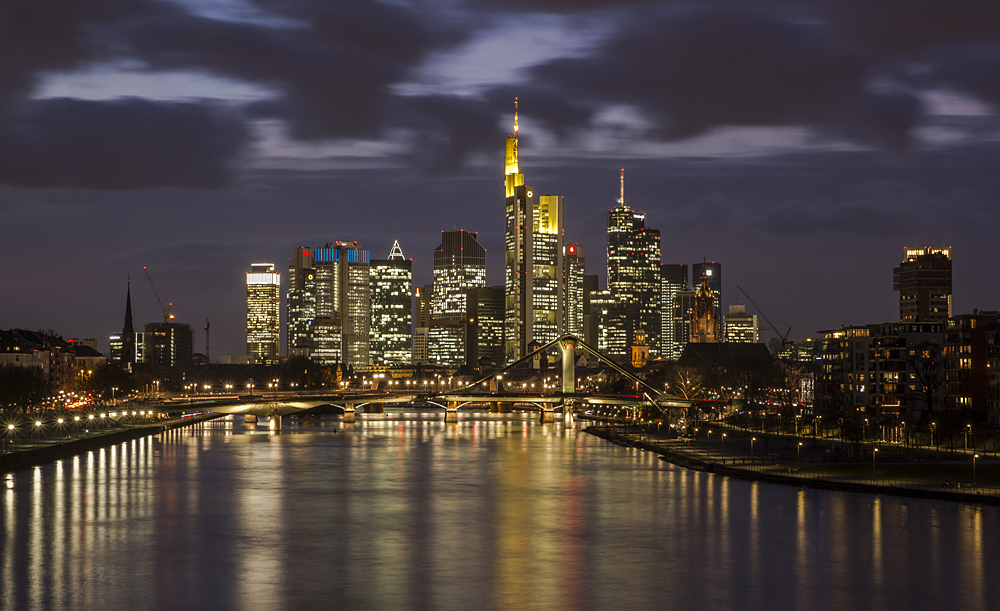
[370, 240, 412, 366]
[894, 246, 952, 322]
[607, 169, 661, 361]
[246, 263, 281, 365]
[286, 242, 370, 367]
[143, 322, 193, 369]
[723, 305, 758, 343]
[590, 289, 628, 359]
[692, 261, 722, 340]
[429, 230, 486, 366]
[563, 244, 585, 337]
[467, 286, 505, 367]
[661, 264, 689, 359]
[504, 100, 565, 363]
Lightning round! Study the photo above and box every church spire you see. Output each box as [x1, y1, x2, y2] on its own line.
[122, 278, 136, 366]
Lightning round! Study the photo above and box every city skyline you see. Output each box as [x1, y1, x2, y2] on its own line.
[2, 0, 999, 357]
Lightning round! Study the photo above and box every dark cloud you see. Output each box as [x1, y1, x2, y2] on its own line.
[531, 7, 867, 139]
[393, 95, 504, 172]
[834, 0, 1000, 54]
[129, 1, 468, 141]
[0, 98, 248, 189]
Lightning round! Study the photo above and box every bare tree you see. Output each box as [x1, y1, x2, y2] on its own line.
[669, 365, 704, 399]
[907, 340, 944, 413]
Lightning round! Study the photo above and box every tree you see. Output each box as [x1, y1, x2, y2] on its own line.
[906, 340, 944, 413]
[668, 365, 704, 399]
[0, 364, 51, 414]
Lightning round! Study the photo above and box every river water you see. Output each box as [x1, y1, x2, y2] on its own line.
[2, 413, 998, 611]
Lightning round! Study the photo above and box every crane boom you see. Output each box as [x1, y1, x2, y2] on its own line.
[143, 267, 174, 323]
[736, 285, 791, 346]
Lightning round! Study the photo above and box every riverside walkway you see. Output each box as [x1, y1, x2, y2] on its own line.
[585, 420, 1000, 505]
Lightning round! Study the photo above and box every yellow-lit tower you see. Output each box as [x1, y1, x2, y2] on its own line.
[504, 98, 564, 363]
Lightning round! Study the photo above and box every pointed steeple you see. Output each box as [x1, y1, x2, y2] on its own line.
[388, 240, 405, 261]
[122, 278, 136, 365]
[123, 279, 134, 336]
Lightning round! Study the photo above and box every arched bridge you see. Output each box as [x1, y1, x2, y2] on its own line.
[147, 335, 704, 430]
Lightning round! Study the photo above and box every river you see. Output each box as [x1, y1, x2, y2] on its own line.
[2, 412, 998, 610]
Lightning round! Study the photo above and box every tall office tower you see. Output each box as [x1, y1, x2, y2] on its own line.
[504, 99, 565, 363]
[723, 305, 758, 343]
[582, 274, 600, 347]
[413, 284, 432, 364]
[590, 290, 628, 360]
[246, 263, 281, 365]
[370, 240, 413, 366]
[143, 322, 193, 368]
[672, 290, 696, 353]
[287, 242, 370, 367]
[607, 169, 661, 359]
[893, 246, 952, 322]
[287, 247, 316, 357]
[467, 286, 506, 367]
[429, 230, 487, 366]
[692, 261, 722, 339]
[661, 264, 689, 360]
[563, 244, 585, 336]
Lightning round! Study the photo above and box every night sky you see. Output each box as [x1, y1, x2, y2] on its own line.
[2, 0, 999, 357]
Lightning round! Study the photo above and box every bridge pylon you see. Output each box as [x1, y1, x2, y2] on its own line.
[560, 338, 576, 394]
[343, 403, 356, 424]
[445, 402, 459, 423]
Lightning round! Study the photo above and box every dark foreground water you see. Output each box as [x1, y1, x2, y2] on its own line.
[2, 413, 998, 611]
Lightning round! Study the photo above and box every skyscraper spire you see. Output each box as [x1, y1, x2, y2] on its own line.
[514, 96, 519, 138]
[388, 239, 404, 261]
[619, 168, 625, 207]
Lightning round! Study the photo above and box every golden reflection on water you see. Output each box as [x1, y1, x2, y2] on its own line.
[2, 414, 1000, 611]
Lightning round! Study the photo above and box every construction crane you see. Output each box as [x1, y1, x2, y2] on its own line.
[736, 285, 791, 348]
[142, 266, 174, 323]
[205, 318, 211, 361]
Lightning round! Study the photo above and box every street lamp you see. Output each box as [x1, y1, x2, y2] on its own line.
[798, 441, 803, 463]
[722, 433, 726, 449]
[966, 424, 972, 451]
[974, 454, 979, 488]
[873, 448, 878, 480]
[751, 437, 756, 458]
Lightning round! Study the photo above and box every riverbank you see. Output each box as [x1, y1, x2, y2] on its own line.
[0, 413, 223, 474]
[584, 424, 1000, 506]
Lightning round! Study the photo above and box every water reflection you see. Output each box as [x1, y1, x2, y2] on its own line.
[1, 413, 999, 611]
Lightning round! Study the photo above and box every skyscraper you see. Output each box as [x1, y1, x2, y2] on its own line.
[607, 169, 661, 360]
[723, 305, 758, 343]
[429, 230, 486, 366]
[661, 264, 689, 359]
[246, 263, 281, 365]
[467, 286, 505, 367]
[893, 246, 952, 322]
[370, 240, 412, 366]
[504, 100, 565, 363]
[286, 242, 370, 367]
[563, 243, 585, 337]
[143, 322, 193, 369]
[692, 261, 722, 340]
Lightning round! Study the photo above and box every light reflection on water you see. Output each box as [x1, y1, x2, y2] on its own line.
[2, 413, 999, 611]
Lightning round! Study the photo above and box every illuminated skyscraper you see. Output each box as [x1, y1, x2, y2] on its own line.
[286, 242, 370, 367]
[723, 305, 758, 343]
[607, 169, 661, 360]
[661, 264, 689, 360]
[894, 246, 952, 322]
[504, 99, 564, 362]
[430, 230, 486, 366]
[563, 244, 585, 337]
[370, 240, 412, 366]
[246, 263, 281, 365]
[287, 247, 315, 357]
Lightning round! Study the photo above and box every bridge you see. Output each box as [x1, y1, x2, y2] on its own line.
[148, 335, 704, 431]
